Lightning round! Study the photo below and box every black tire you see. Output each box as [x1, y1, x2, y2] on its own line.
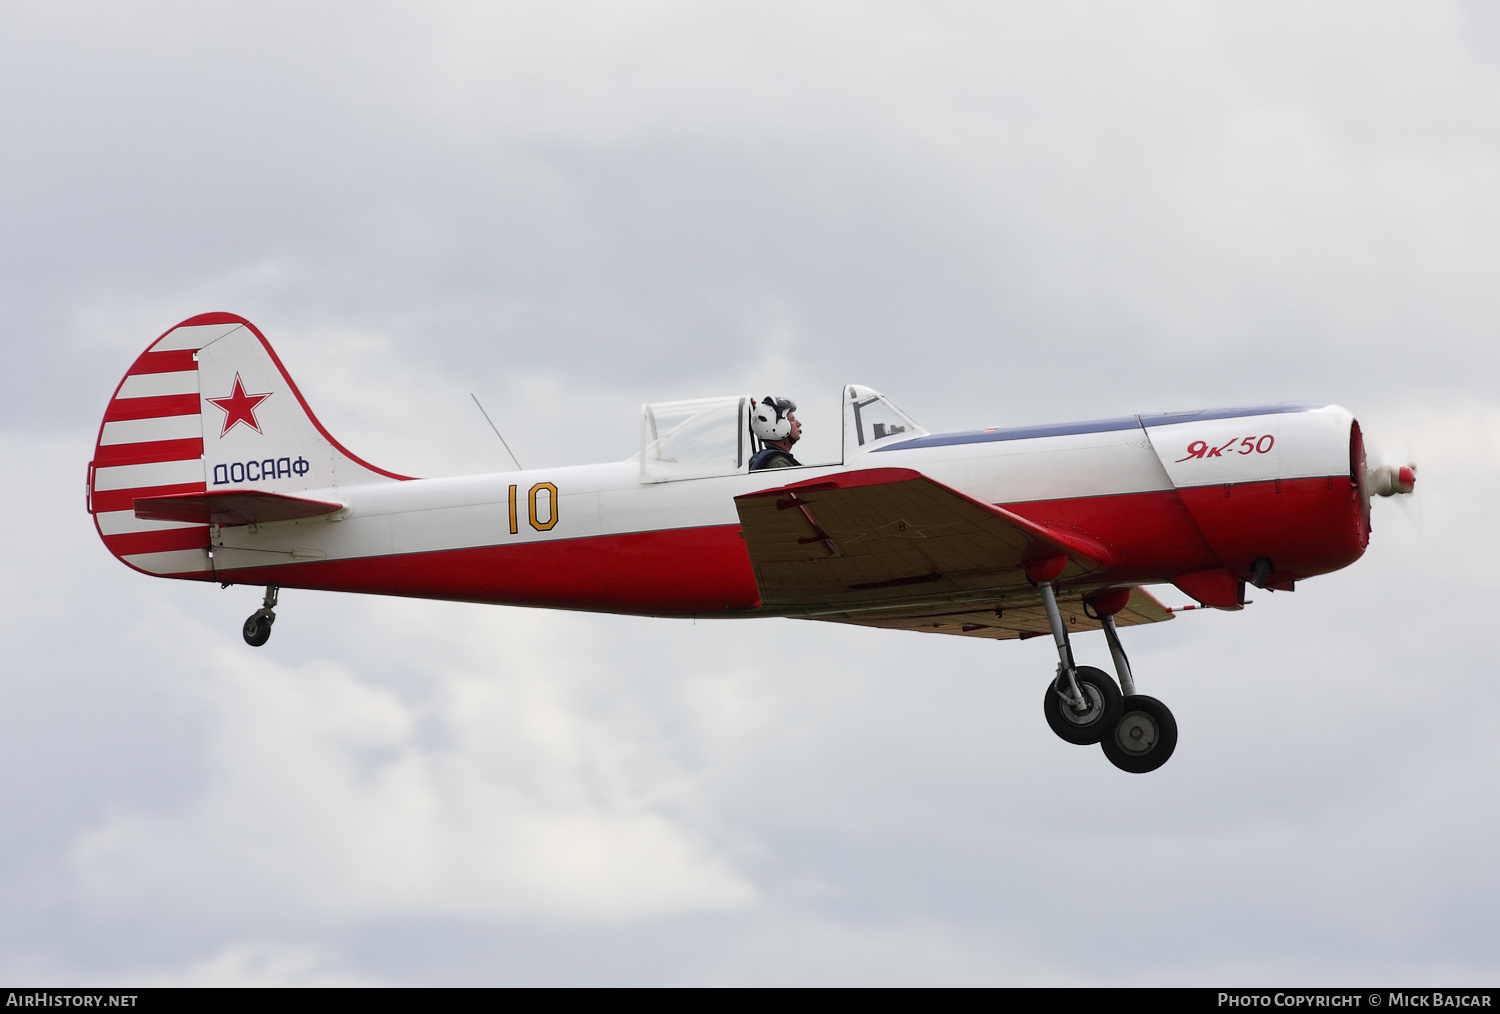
[1101, 695, 1178, 773]
[1042, 665, 1122, 746]
[242, 611, 273, 647]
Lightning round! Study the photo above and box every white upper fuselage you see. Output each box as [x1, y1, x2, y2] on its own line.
[210, 402, 1354, 579]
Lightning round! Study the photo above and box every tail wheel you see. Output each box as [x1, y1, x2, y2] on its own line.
[242, 609, 274, 647]
[1101, 695, 1178, 773]
[1043, 665, 1122, 746]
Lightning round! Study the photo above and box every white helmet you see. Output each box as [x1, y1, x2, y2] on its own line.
[750, 396, 797, 442]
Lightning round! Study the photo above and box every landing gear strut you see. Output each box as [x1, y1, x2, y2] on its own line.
[1039, 581, 1121, 745]
[243, 585, 278, 647]
[1037, 581, 1178, 773]
[1097, 610, 1177, 774]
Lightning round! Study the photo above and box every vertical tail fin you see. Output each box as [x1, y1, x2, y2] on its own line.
[88, 312, 409, 579]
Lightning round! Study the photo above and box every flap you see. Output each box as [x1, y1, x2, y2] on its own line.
[134, 490, 343, 527]
[831, 585, 1174, 641]
[733, 467, 1112, 613]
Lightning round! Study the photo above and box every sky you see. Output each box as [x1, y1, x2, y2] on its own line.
[2, 0, 1498, 985]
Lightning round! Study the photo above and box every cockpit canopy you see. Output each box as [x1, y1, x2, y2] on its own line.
[640, 396, 749, 482]
[637, 386, 925, 482]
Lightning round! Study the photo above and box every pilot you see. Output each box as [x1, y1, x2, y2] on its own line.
[749, 396, 803, 470]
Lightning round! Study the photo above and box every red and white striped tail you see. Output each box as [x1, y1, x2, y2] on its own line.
[88, 312, 408, 579]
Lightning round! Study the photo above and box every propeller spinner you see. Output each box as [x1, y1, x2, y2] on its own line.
[1368, 463, 1417, 497]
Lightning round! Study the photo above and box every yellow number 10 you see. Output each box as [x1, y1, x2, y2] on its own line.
[508, 483, 559, 534]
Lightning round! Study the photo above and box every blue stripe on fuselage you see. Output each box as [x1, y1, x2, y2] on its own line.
[874, 402, 1329, 452]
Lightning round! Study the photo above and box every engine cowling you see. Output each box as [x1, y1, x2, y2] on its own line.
[1141, 404, 1374, 588]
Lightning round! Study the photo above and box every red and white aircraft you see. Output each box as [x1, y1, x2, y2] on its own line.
[88, 313, 1416, 773]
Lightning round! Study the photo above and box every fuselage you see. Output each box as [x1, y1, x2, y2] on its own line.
[87, 315, 1372, 618]
[192, 404, 1367, 617]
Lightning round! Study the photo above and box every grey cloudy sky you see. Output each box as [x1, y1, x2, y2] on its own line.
[2, 0, 1498, 985]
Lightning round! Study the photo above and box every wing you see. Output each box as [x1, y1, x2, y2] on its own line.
[832, 585, 1173, 640]
[734, 467, 1119, 617]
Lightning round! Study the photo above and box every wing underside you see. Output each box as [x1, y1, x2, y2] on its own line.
[828, 585, 1172, 640]
[732, 466, 1173, 637]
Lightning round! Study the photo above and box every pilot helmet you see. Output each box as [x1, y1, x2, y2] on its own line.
[750, 396, 797, 442]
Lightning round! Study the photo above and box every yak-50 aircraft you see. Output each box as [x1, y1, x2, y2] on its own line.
[88, 313, 1416, 773]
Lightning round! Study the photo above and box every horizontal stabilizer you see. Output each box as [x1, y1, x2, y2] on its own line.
[134, 490, 343, 527]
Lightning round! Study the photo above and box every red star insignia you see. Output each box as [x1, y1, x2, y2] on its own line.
[207, 373, 272, 437]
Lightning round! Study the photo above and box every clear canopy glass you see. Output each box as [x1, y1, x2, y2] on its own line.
[640, 396, 749, 482]
[637, 386, 924, 481]
[843, 384, 927, 456]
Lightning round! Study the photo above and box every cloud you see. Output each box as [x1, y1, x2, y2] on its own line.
[135, 944, 372, 987]
[70, 597, 756, 925]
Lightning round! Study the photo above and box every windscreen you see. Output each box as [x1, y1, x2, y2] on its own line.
[844, 385, 927, 455]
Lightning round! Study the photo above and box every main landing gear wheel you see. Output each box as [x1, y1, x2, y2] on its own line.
[1101, 695, 1178, 773]
[1042, 665, 1123, 746]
